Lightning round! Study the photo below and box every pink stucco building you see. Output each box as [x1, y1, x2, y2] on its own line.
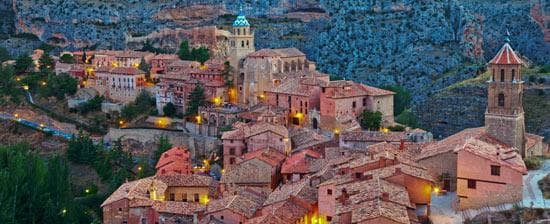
[155, 146, 193, 176]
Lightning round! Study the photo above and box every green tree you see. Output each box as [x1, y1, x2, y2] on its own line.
[67, 132, 98, 165]
[163, 102, 177, 117]
[40, 73, 78, 100]
[396, 108, 418, 128]
[178, 40, 191, 60]
[59, 54, 75, 64]
[382, 85, 411, 115]
[138, 57, 151, 80]
[121, 91, 155, 121]
[77, 95, 104, 114]
[14, 54, 33, 74]
[360, 111, 382, 130]
[153, 135, 172, 164]
[0, 143, 90, 223]
[38, 52, 55, 73]
[0, 47, 11, 62]
[222, 61, 233, 87]
[186, 84, 206, 116]
[191, 46, 210, 64]
[0, 65, 23, 102]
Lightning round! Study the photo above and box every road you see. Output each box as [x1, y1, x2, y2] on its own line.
[0, 112, 74, 140]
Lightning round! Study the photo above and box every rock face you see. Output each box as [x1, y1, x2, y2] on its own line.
[4, 0, 550, 138]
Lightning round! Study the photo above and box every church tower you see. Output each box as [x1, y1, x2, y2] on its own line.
[485, 32, 526, 157]
[228, 12, 255, 103]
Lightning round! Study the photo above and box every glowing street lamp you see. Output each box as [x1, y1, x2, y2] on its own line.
[13, 113, 19, 118]
[22, 85, 29, 90]
[85, 189, 90, 194]
[39, 123, 45, 128]
[213, 97, 222, 106]
[15, 77, 21, 81]
[195, 115, 202, 124]
[333, 129, 340, 135]
[138, 166, 143, 171]
[41, 81, 47, 86]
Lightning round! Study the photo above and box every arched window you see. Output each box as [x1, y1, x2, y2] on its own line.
[492, 69, 495, 81]
[498, 93, 505, 107]
[241, 41, 244, 48]
[237, 29, 240, 35]
[500, 69, 505, 82]
[246, 40, 249, 48]
[511, 69, 515, 82]
[243, 29, 246, 35]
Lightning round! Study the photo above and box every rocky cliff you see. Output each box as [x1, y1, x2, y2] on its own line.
[3, 0, 550, 138]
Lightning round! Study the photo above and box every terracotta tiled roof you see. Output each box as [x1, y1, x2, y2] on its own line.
[153, 201, 206, 215]
[155, 174, 216, 187]
[155, 146, 191, 169]
[101, 177, 164, 207]
[281, 149, 322, 174]
[152, 54, 179, 60]
[364, 163, 435, 182]
[167, 59, 200, 68]
[289, 128, 330, 152]
[323, 81, 394, 98]
[457, 138, 527, 174]
[129, 198, 155, 208]
[110, 67, 145, 75]
[246, 198, 311, 224]
[225, 186, 270, 205]
[247, 48, 306, 58]
[263, 178, 317, 206]
[341, 131, 407, 143]
[489, 43, 523, 65]
[333, 177, 412, 224]
[242, 148, 286, 167]
[221, 121, 288, 140]
[525, 133, 544, 151]
[221, 159, 275, 185]
[417, 126, 528, 174]
[206, 195, 262, 218]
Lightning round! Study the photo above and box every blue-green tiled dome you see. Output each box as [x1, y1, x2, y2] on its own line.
[233, 14, 250, 27]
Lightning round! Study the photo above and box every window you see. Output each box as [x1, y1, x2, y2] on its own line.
[182, 193, 188, 202]
[327, 216, 332, 221]
[500, 69, 505, 82]
[363, 98, 366, 106]
[194, 194, 199, 202]
[229, 148, 235, 155]
[327, 189, 332, 195]
[241, 41, 244, 47]
[498, 93, 505, 107]
[467, 180, 476, 189]
[355, 172, 362, 179]
[352, 101, 356, 108]
[492, 69, 495, 81]
[491, 165, 501, 176]
[170, 193, 175, 201]
[220, 216, 224, 220]
[511, 69, 515, 81]
[230, 158, 236, 164]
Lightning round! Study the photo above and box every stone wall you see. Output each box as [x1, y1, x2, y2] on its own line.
[417, 151, 457, 192]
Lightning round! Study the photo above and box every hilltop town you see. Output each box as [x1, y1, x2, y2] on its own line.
[0, 8, 549, 224]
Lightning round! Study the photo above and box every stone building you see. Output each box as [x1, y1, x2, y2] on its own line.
[197, 104, 244, 137]
[93, 66, 147, 104]
[155, 59, 228, 114]
[101, 174, 217, 224]
[319, 80, 395, 131]
[150, 54, 179, 75]
[240, 48, 316, 106]
[265, 74, 329, 128]
[221, 121, 290, 169]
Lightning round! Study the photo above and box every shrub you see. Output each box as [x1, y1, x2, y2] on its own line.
[524, 157, 542, 170]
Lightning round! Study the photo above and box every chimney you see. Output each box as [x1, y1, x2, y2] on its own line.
[399, 139, 405, 151]
[381, 192, 390, 201]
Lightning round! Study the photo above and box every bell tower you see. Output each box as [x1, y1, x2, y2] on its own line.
[228, 11, 255, 104]
[485, 31, 526, 157]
